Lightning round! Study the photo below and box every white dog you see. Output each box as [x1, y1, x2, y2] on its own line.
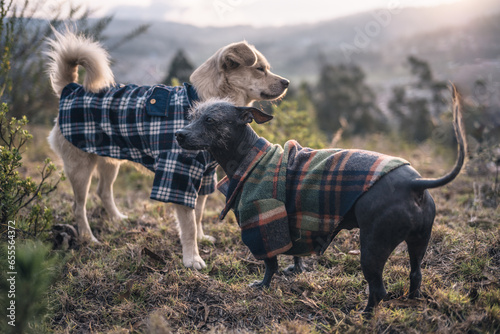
[46, 29, 289, 269]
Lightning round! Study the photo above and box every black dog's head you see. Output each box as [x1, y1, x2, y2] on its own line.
[175, 99, 273, 151]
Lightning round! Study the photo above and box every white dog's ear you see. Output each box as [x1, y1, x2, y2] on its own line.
[237, 107, 273, 124]
[220, 42, 258, 70]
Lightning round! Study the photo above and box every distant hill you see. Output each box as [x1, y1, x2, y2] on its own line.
[103, 0, 500, 95]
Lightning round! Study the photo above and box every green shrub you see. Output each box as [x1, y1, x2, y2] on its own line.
[0, 105, 64, 236]
[252, 100, 327, 149]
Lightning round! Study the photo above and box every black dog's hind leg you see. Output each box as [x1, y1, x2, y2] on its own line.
[360, 229, 404, 313]
[283, 256, 306, 276]
[406, 223, 433, 298]
[407, 192, 435, 299]
[360, 247, 389, 313]
[406, 238, 429, 299]
[250, 257, 278, 288]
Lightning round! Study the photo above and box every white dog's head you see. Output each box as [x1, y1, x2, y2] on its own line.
[190, 41, 289, 106]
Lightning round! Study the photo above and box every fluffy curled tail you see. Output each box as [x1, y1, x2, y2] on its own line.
[409, 84, 467, 191]
[46, 28, 114, 95]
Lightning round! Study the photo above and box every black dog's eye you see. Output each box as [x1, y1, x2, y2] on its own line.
[205, 117, 215, 124]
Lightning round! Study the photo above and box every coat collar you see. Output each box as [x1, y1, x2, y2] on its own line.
[217, 137, 273, 220]
[183, 83, 200, 105]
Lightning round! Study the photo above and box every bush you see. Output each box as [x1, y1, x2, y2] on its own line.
[252, 100, 327, 149]
[0, 104, 64, 237]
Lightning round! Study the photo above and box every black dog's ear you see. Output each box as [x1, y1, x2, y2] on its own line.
[237, 107, 273, 124]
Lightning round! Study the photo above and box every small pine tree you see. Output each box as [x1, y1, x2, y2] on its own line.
[0, 240, 62, 333]
[162, 49, 195, 85]
[312, 63, 386, 138]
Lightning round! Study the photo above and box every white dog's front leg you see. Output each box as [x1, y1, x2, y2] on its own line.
[195, 195, 216, 243]
[172, 203, 206, 269]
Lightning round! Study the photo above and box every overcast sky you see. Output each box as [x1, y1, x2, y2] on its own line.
[36, 0, 463, 27]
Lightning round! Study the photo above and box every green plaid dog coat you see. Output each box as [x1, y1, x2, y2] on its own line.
[59, 82, 217, 208]
[218, 138, 409, 260]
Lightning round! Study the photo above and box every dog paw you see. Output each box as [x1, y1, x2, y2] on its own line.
[249, 280, 267, 289]
[90, 237, 101, 244]
[408, 290, 422, 299]
[183, 255, 207, 270]
[283, 263, 307, 276]
[199, 234, 216, 243]
[110, 213, 128, 221]
[79, 232, 101, 244]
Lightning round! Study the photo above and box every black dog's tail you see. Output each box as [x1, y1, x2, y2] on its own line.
[410, 84, 467, 191]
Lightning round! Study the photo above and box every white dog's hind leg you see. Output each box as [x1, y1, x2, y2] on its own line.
[195, 195, 215, 243]
[96, 157, 128, 220]
[172, 203, 206, 269]
[65, 154, 99, 243]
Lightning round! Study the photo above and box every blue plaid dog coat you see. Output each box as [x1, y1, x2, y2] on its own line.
[59, 82, 217, 208]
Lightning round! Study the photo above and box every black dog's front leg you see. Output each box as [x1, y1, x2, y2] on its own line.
[250, 256, 278, 288]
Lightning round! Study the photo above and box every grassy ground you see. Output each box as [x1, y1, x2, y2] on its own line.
[21, 126, 500, 333]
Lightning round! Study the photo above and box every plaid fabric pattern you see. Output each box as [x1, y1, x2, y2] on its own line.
[218, 138, 409, 260]
[59, 82, 217, 208]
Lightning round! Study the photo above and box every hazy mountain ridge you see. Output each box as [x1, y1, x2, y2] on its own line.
[103, 0, 500, 92]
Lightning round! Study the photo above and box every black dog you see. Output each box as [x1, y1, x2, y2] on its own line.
[175, 89, 466, 313]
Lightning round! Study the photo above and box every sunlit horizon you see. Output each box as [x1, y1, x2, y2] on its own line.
[26, 0, 473, 27]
